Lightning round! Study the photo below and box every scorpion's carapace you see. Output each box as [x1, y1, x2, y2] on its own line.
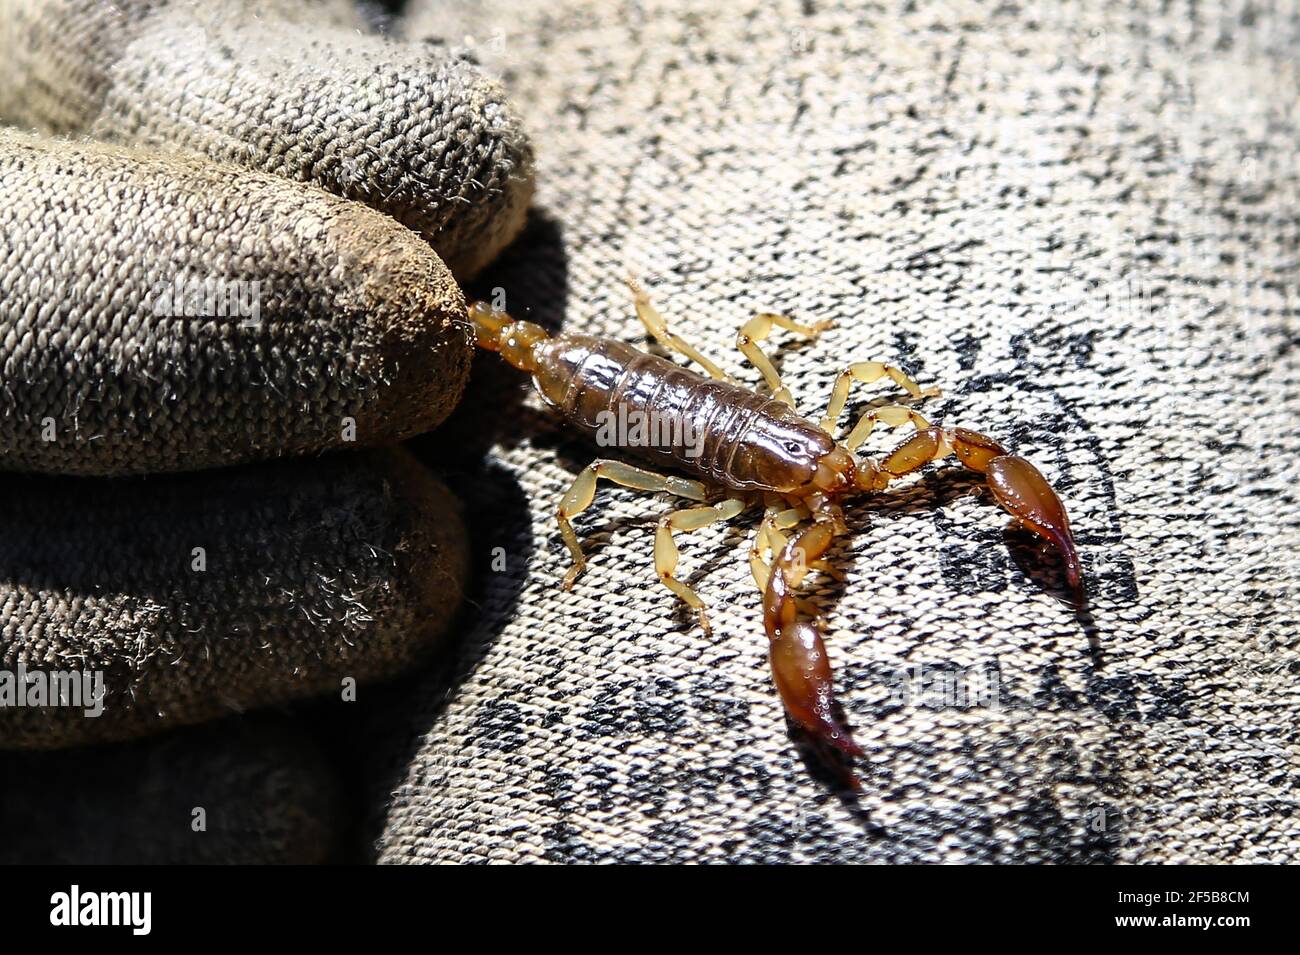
[469, 289, 1082, 782]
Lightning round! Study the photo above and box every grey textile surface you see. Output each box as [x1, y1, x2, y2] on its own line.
[366, 0, 1300, 862]
[0, 716, 346, 864]
[0, 447, 469, 748]
[0, 0, 535, 280]
[0, 127, 469, 476]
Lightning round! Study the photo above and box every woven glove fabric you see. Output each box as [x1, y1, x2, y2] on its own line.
[0, 447, 468, 748]
[367, 0, 1300, 863]
[0, 127, 469, 476]
[0, 716, 345, 864]
[0, 0, 534, 280]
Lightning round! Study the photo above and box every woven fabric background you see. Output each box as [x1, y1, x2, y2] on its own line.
[368, 0, 1300, 863]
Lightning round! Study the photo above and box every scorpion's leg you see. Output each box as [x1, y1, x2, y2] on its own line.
[841, 405, 931, 452]
[557, 459, 708, 590]
[749, 501, 833, 590]
[820, 361, 940, 434]
[870, 427, 1083, 596]
[764, 520, 863, 759]
[736, 313, 833, 408]
[627, 278, 731, 381]
[748, 503, 809, 593]
[655, 497, 748, 634]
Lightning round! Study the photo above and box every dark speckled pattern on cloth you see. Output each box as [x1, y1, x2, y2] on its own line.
[372, 0, 1300, 863]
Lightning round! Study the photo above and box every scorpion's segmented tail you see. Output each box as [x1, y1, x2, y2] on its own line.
[468, 300, 549, 372]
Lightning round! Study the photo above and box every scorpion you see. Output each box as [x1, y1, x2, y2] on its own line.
[470, 281, 1081, 775]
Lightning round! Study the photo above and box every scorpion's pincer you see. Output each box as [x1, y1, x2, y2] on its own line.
[985, 455, 1083, 600]
[769, 619, 865, 760]
[764, 522, 864, 762]
[944, 429, 1082, 601]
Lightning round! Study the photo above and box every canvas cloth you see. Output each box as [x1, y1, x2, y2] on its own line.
[367, 0, 1300, 863]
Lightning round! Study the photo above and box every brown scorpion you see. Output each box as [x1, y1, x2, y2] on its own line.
[471, 281, 1081, 774]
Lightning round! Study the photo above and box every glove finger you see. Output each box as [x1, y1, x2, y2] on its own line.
[1, 127, 468, 476]
[0, 447, 468, 749]
[0, 0, 534, 281]
[0, 716, 345, 863]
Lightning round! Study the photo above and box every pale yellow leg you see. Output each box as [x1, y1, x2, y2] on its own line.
[655, 498, 747, 633]
[748, 505, 809, 593]
[748, 510, 827, 620]
[736, 312, 833, 408]
[627, 278, 730, 380]
[842, 405, 931, 452]
[820, 361, 940, 434]
[557, 459, 708, 590]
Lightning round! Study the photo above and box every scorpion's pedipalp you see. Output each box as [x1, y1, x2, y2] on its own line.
[770, 620, 864, 761]
[944, 431, 1081, 598]
[764, 521, 863, 760]
[985, 455, 1083, 597]
[873, 427, 1083, 599]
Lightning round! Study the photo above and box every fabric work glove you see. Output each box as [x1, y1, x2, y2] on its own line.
[0, 0, 533, 753]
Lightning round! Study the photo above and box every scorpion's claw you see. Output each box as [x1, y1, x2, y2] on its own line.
[986, 455, 1083, 600]
[769, 619, 864, 759]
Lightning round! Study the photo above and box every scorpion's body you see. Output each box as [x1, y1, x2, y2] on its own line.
[532, 332, 837, 492]
[470, 287, 1082, 780]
